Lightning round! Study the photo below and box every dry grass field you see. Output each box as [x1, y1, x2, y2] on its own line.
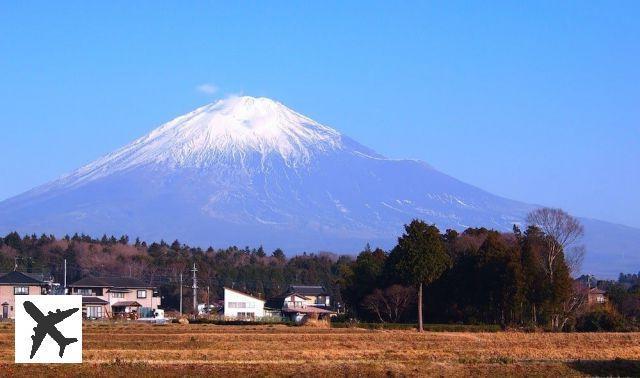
[0, 322, 639, 377]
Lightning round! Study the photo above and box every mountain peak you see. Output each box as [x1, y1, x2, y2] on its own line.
[58, 96, 347, 185]
[1, 97, 635, 278]
[146, 95, 345, 164]
[203, 96, 283, 118]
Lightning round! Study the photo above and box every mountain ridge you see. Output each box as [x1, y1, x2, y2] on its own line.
[1, 96, 638, 278]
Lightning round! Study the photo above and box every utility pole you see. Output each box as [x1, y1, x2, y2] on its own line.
[191, 263, 198, 314]
[14, 257, 18, 271]
[179, 273, 183, 316]
[64, 259, 67, 292]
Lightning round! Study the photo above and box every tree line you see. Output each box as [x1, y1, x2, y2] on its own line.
[1, 207, 637, 331]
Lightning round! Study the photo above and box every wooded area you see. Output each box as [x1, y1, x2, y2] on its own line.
[1, 208, 638, 331]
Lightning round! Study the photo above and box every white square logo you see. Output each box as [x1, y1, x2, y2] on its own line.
[15, 295, 82, 363]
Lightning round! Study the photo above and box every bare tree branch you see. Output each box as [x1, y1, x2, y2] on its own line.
[526, 208, 585, 278]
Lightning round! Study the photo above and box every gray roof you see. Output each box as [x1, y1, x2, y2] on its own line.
[82, 296, 109, 305]
[0, 271, 45, 285]
[69, 276, 154, 289]
[112, 301, 142, 307]
[287, 285, 328, 296]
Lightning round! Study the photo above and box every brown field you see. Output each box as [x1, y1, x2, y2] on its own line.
[0, 322, 639, 377]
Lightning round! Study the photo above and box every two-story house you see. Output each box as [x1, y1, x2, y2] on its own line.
[0, 271, 47, 319]
[266, 285, 335, 323]
[223, 287, 266, 319]
[68, 276, 161, 319]
[286, 285, 331, 307]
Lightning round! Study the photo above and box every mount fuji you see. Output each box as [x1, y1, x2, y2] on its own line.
[1, 96, 638, 277]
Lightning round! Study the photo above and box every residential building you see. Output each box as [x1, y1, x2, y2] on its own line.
[223, 287, 265, 319]
[587, 287, 607, 306]
[0, 271, 47, 319]
[266, 285, 336, 323]
[285, 285, 331, 307]
[68, 276, 161, 319]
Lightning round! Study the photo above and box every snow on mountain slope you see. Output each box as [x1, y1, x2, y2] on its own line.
[52, 96, 353, 189]
[0, 96, 638, 277]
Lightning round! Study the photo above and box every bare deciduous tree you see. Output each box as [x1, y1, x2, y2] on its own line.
[362, 289, 386, 322]
[385, 285, 415, 322]
[362, 285, 415, 323]
[526, 208, 585, 278]
[560, 282, 589, 330]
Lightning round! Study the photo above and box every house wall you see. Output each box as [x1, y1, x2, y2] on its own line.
[587, 293, 606, 306]
[105, 289, 159, 309]
[70, 287, 160, 318]
[223, 288, 265, 318]
[0, 285, 43, 319]
[284, 294, 330, 308]
[84, 304, 109, 319]
[309, 295, 330, 307]
[283, 294, 308, 308]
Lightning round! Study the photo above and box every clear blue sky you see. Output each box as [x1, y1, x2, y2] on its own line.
[1, 2, 639, 228]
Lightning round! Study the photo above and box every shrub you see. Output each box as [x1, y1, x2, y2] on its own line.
[576, 308, 624, 332]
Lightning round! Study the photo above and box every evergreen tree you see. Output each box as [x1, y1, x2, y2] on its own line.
[476, 232, 523, 326]
[389, 220, 450, 332]
[272, 248, 286, 261]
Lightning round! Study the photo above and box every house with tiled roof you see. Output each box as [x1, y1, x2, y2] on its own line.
[265, 285, 335, 323]
[68, 276, 161, 319]
[286, 285, 331, 307]
[0, 271, 47, 319]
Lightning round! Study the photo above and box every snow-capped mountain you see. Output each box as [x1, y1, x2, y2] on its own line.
[64, 96, 345, 182]
[1, 96, 638, 277]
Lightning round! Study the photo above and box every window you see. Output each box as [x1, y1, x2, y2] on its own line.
[137, 290, 147, 299]
[86, 306, 103, 318]
[77, 288, 93, 296]
[228, 302, 246, 308]
[597, 295, 605, 303]
[112, 292, 124, 298]
[237, 312, 255, 319]
[14, 286, 29, 295]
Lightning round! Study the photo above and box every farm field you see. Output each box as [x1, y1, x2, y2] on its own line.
[0, 322, 639, 377]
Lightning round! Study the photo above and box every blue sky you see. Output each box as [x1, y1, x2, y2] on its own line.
[1, 2, 639, 228]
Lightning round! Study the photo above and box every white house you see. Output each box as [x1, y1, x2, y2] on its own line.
[223, 287, 265, 319]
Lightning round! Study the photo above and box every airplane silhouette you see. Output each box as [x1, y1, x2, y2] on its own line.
[23, 301, 79, 359]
